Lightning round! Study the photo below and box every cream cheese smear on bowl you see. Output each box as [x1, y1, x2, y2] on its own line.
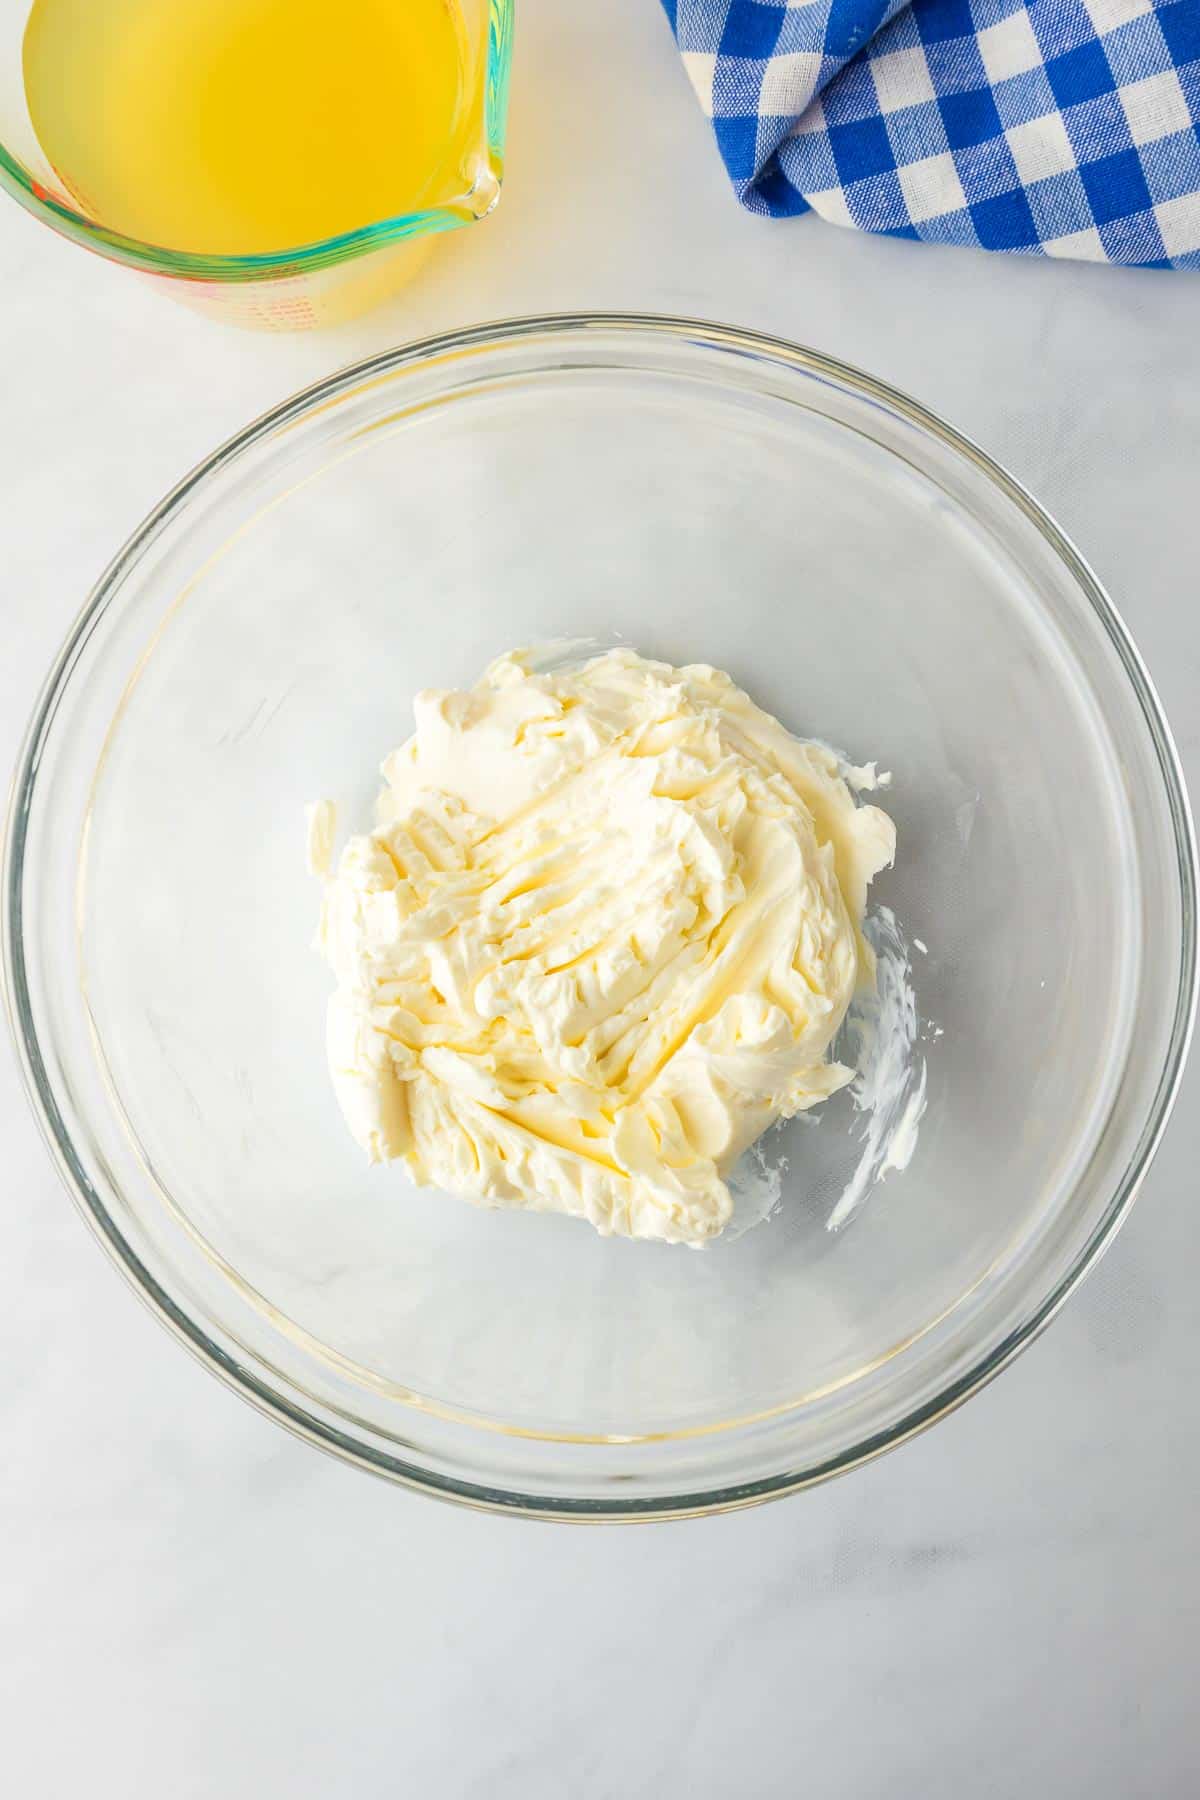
[310, 648, 901, 1246]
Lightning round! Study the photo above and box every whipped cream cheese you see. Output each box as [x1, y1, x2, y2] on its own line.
[315, 648, 896, 1245]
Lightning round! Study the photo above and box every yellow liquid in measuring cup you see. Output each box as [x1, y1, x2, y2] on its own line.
[23, 0, 470, 256]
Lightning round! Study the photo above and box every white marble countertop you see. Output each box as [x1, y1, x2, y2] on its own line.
[3, 3, 1198, 1794]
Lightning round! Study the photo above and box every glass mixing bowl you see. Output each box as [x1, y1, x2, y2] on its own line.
[5, 316, 1196, 1519]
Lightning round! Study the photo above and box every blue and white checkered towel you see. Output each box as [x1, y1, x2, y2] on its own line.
[662, 0, 1200, 265]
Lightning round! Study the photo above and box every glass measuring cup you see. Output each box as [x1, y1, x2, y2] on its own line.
[0, 0, 512, 329]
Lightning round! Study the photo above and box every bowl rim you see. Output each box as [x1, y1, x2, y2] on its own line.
[4, 312, 1197, 1521]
